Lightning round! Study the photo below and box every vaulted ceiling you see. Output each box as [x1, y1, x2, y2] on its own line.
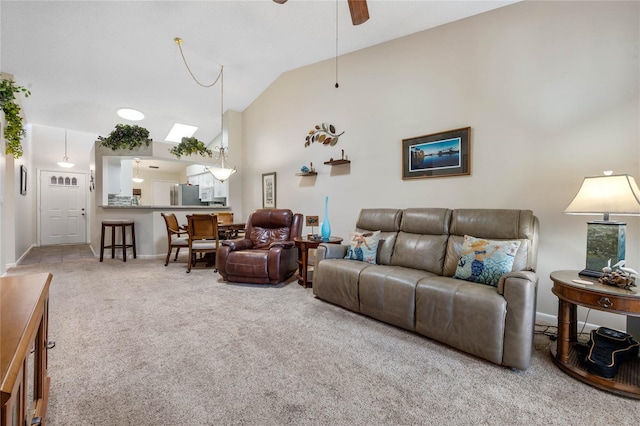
[1, 1, 516, 145]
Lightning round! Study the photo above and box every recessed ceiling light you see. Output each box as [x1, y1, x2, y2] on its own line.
[165, 123, 198, 143]
[117, 108, 145, 121]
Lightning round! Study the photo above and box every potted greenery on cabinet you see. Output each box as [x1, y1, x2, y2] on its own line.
[169, 137, 212, 159]
[0, 78, 31, 158]
[98, 124, 152, 152]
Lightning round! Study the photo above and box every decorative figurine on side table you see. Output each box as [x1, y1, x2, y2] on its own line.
[598, 259, 637, 290]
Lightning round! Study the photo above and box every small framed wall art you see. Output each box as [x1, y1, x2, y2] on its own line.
[402, 127, 470, 180]
[262, 172, 276, 208]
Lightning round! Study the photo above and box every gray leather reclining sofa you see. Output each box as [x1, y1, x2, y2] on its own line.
[312, 208, 539, 370]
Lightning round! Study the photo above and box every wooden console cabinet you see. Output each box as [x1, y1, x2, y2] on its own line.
[1, 273, 53, 426]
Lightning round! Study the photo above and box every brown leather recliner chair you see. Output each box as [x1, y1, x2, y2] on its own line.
[216, 209, 303, 284]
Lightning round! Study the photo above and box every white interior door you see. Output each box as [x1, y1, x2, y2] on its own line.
[40, 171, 87, 245]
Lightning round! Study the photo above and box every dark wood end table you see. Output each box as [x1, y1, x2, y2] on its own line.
[294, 237, 343, 288]
[550, 270, 640, 399]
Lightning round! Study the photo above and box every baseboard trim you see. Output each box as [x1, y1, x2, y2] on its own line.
[97, 254, 165, 260]
[15, 243, 38, 266]
[536, 311, 599, 333]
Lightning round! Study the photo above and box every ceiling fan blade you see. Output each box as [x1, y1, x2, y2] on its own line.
[347, 0, 369, 25]
[273, 0, 288, 4]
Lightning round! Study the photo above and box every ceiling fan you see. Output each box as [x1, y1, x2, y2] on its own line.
[273, 0, 369, 26]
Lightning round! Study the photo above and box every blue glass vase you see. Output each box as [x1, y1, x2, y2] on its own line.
[321, 196, 331, 241]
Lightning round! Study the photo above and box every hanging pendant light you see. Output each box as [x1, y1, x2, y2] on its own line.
[132, 159, 144, 183]
[57, 130, 74, 168]
[208, 146, 237, 183]
[175, 37, 237, 182]
[206, 65, 236, 182]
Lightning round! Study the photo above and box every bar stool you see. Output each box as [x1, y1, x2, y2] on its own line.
[100, 220, 137, 262]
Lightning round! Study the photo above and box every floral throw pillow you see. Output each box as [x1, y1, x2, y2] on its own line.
[344, 230, 381, 264]
[454, 235, 521, 287]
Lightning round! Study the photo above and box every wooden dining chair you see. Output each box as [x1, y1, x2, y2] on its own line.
[186, 214, 219, 273]
[218, 212, 234, 225]
[161, 213, 189, 266]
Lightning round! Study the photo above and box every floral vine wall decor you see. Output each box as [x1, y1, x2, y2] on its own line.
[304, 122, 344, 147]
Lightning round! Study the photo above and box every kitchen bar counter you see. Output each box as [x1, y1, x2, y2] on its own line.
[93, 205, 238, 258]
[100, 205, 231, 209]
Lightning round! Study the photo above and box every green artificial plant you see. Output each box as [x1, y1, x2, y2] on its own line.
[0, 79, 31, 158]
[98, 124, 152, 151]
[169, 136, 213, 159]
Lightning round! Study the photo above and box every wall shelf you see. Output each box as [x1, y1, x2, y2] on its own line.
[296, 162, 317, 176]
[324, 150, 350, 166]
[324, 159, 350, 166]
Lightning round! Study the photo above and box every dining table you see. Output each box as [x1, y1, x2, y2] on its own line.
[180, 222, 246, 240]
[180, 222, 246, 269]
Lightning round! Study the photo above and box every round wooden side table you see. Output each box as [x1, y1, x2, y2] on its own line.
[294, 237, 343, 288]
[550, 270, 640, 399]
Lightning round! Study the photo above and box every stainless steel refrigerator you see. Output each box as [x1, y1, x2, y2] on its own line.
[170, 184, 203, 206]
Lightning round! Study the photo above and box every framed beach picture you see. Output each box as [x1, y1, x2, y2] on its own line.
[402, 127, 470, 180]
[262, 172, 276, 208]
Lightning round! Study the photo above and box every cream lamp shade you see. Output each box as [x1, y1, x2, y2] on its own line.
[564, 173, 640, 277]
[564, 174, 640, 220]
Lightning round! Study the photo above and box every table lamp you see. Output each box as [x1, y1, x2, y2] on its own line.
[564, 172, 640, 277]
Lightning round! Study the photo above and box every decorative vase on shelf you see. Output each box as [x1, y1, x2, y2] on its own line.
[321, 196, 331, 241]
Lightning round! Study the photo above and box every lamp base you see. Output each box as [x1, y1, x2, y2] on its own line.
[578, 268, 603, 278]
[584, 221, 626, 276]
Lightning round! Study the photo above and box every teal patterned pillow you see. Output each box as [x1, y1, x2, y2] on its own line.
[454, 235, 521, 287]
[344, 230, 381, 264]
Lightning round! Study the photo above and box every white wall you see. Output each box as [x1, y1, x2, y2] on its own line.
[31, 124, 96, 171]
[131, 168, 181, 205]
[21, 124, 97, 255]
[0, 123, 38, 268]
[242, 1, 640, 329]
[0, 112, 5, 274]
[13, 126, 34, 261]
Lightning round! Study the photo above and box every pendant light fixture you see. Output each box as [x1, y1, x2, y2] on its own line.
[335, 0, 340, 88]
[174, 37, 237, 182]
[132, 159, 144, 183]
[57, 130, 74, 168]
[206, 66, 236, 183]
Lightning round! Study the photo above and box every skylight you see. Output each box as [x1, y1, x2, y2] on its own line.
[117, 108, 145, 121]
[165, 123, 198, 143]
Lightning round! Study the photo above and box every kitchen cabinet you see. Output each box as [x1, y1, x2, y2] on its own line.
[184, 165, 229, 204]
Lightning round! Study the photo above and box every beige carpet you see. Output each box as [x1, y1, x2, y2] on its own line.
[7, 258, 640, 425]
